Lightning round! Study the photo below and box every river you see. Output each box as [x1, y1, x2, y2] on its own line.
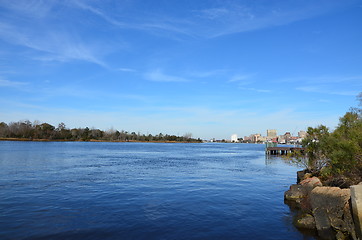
[0, 141, 314, 239]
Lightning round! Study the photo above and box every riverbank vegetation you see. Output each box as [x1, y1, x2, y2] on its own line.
[0, 120, 202, 143]
[297, 93, 362, 187]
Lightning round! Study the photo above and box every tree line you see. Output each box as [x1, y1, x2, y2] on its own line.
[0, 120, 202, 143]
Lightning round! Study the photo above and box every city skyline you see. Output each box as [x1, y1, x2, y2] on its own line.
[1, 0, 362, 139]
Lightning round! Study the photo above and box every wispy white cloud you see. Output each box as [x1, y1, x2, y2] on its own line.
[279, 75, 362, 84]
[145, 69, 189, 82]
[117, 68, 136, 73]
[27, 84, 150, 103]
[70, 0, 128, 28]
[66, 0, 355, 39]
[0, 1, 107, 67]
[239, 87, 271, 93]
[0, 0, 357, 69]
[70, 0, 195, 39]
[196, 7, 232, 20]
[228, 74, 254, 83]
[296, 86, 359, 96]
[0, 0, 56, 18]
[188, 69, 228, 78]
[0, 78, 28, 88]
[274, 75, 362, 96]
[226, 73, 268, 92]
[190, 0, 354, 38]
[0, 23, 105, 66]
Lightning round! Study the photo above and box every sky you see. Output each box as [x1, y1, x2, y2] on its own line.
[0, 0, 362, 140]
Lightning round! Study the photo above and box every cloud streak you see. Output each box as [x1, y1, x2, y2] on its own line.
[145, 69, 189, 82]
[0, 1, 107, 67]
[117, 68, 136, 73]
[0, 0, 356, 70]
[228, 74, 254, 83]
[296, 86, 359, 96]
[67, 0, 355, 39]
[0, 23, 105, 66]
[188, 69, 228, 78]
[0, 78, 28, 88]
[239, 87, 271, 93]
[273, 75, 362, 96]
[279, 75, 362, 84]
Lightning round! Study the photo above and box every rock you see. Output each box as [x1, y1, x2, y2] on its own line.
[310, 186, 356, 240]
[299, 195, 312, 213]
[294, 213, 316, 229]
[285, 177, 322, 210]
[351, 184, 362, 239]
[304, 173, 312, 180]
[336, 231, 348, 240]
[285, 177, 322, 201]
[297, 169, 309, 183]
[300, 177, 323, 194]
[284, 184, 307, 201]
[340, 203, 357, 240]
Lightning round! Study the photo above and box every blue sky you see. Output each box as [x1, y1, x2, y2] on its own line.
[1, 0, 362, 139]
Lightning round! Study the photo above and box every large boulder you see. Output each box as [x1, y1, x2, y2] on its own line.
[300, 177, 323, 195]
[310, 187, 356, 240]
[285, 184, 307, 201]
[285, 177, 322, 209]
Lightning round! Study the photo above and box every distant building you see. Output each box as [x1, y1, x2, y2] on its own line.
[243, 136, 252, 142]
[284, 132, 291, 144]
[258, 136, 267, 142]
[289, 136, 299, 144]
[278, 135, 286, 144]
[298, 131, 307, 139]
[231, 134, 238, 143]
[267, 129, 277, 139]
[252, 133, 261, 143]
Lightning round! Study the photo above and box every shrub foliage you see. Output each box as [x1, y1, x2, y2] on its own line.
[302, 93, 362, 186]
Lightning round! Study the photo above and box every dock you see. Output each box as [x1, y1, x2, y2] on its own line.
[266, 146, 305, 155]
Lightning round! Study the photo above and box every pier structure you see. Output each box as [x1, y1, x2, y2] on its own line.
[266, 146, 304, 155]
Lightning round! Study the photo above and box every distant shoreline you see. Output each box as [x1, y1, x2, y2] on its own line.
[0, 138, 201, 143]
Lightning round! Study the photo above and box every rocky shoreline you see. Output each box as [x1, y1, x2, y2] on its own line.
[284, 170, 361, 240]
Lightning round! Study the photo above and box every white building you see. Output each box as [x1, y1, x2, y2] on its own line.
[231, 134, 238, 143]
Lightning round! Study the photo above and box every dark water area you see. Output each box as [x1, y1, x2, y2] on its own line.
[0, 141, 315, 240]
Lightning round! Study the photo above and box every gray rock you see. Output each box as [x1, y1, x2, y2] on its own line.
[285, 177, 322, 210]
[351, 184, 362, 239]
[284, 184, 307, 201]
[336, 231, 348, 240]
[294, 213, 316, 229]
[286, 177, 323, 199]
[297, 169, 308, 184]
[310, 186, 357, 240]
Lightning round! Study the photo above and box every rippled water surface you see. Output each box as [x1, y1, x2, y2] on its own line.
[0, 141, 313, 239]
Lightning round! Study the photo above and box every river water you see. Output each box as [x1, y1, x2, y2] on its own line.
[0, 141, 314, 239]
